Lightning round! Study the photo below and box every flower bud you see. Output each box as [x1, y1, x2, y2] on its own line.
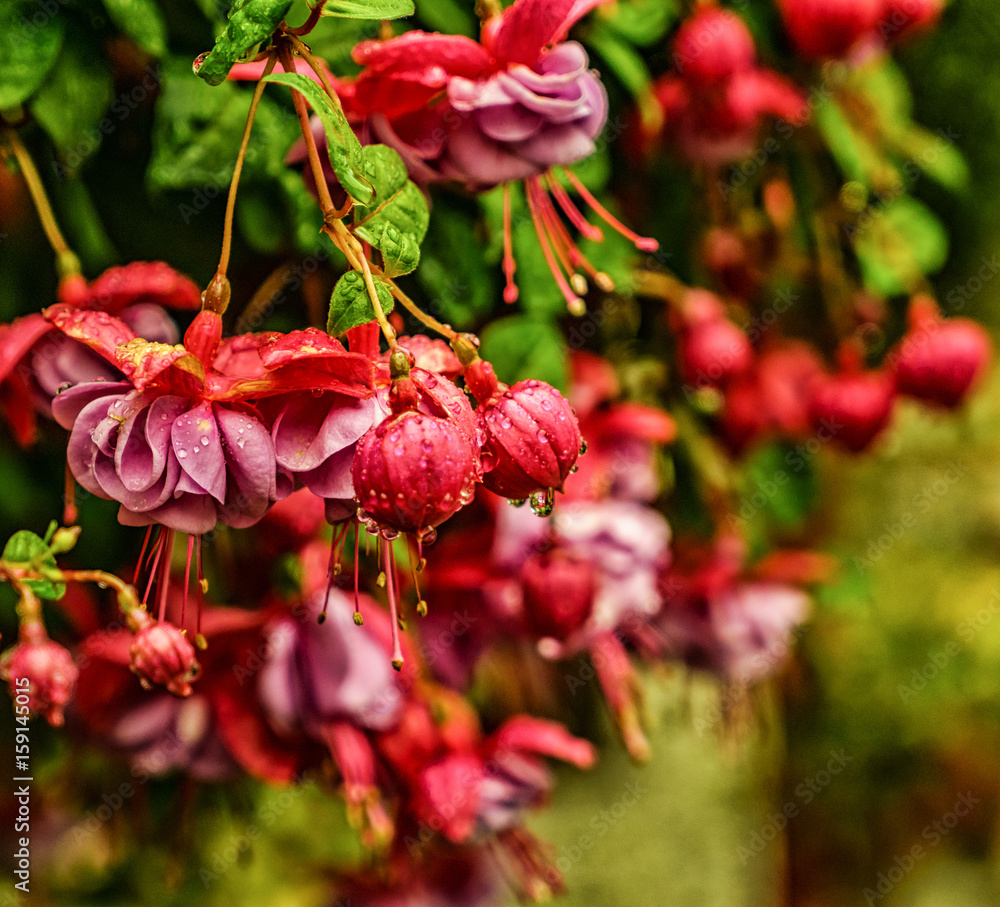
[808, 368, 896, 452]
[129, 616, 201, 697]
[778, 0, 883, 59]
[0, 636, 78, 726]
[673, 8, 756, 86]
[521, 551, 595, 641]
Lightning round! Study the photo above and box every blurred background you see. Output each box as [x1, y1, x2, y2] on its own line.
[2, 1, 1000, 905]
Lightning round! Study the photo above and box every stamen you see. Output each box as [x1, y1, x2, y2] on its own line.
[195, 536, 206, 646]
[135, 526, 154, 586]
[408, 540, 427, 618]
[353, 522, 363, 625]
[182, 534, 195, 629]
[156, 530, 174, 623]
[536, 186, 616, 292]
[142, 531, 164, 607]
[525, 177, 585, 314]
[545, 171, 603, 242]
[502, 183, 518, 303]
[557, 167, 660, 253]
[381, 541, 404, 670]
[320, 523, 349, 625]
[530, 179, 582, 294]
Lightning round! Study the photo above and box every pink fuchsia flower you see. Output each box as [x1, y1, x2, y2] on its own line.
[643, 7, 808, 165]
[0, 261, 198, 446]
[48, 309, 375, 536]
[671, 288, 753, 392]
[0, 625, 78, 727]
[656, 535, 813, 686]
[315, 0, 657, 310]
[807, 361, 896, 453]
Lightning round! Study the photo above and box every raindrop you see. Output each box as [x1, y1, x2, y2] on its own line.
[420, 440, 433, 454]
[192, 52, 209, 74]
[501, 418, 513, 429]
[418, 527, 438, 546]
[311, 389, 323, 398]
[382, 528, 399, 541]
[508, 498, 527, 508]
[178, 450, 188, 459]
[200, 436, 210, 446]
[569, 464, 579, 474]
[529, 488, 555, 517]
[536, 430, 548, 443]
[236, 438, 246, 449]
[579, 438, 588, 456]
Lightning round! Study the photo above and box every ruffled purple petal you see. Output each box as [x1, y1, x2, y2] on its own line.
[215, 405, 276, 528]
[171, 401, 227, 504]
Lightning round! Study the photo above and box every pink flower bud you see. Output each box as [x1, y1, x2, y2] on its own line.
[129, 617, 201, 697]
[893, 298, 991, 409]
[675, 297, 753, 391]
[673, 8, 756, 86]
[475, 378, 584, 505]
[352, 411, 480, 537]
[778, 0, 883, 59]
[809, 368, 896, 452]
[0, 636, 78, 727]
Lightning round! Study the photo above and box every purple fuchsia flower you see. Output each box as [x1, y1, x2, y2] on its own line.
[47, 304, 374, 621]
[0, 623, 78, 727]
[0, 261, 199, 447]
[280, 0, 657, 310]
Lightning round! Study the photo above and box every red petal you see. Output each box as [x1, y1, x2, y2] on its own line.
[115, 338, 206, 397]
[590, 403, 676, 444]
[45, 304, 137, 366]
[0, 314, 53, 384]
[0, 369, 38, 446]
[492, 0, 609, 66]
[353, 32, 492, 78]
[87, 261, 202, 312]
[489, 716, 595, 769]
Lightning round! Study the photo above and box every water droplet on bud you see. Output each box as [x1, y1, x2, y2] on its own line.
[579, 438, 588, 456]
[529, 488, 555, 517]
[508, 498, 527, 508]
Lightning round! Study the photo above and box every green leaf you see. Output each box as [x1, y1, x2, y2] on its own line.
[320, 0, 415, 19]
[101, 0, 168, 58]
[599, 0, 680, 48]
[353, 144, 429, 275]
[742, 442, 818, 529]
[896, 126, 969, 193]
[328, 271, 394, 335]
[813, 95, 870, 187]
[149, 59, 299, 192]
[479, 315, 568, 391]
[413, 0, 475, 35]
[0, 1, 65, 109]
[416, 199, 494, 329]
[196, 0, 293, 86]
[587, 22, 652, 97]
[30, 31, 114, 158]
[262, 71, 374, 204]
[854, 197, 949, 296]
[2, 531, 65, 601]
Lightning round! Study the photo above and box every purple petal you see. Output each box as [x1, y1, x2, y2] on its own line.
[215, 406, 276, 528]
[272, 393, 377, 474]
[171, 401, 227, 504]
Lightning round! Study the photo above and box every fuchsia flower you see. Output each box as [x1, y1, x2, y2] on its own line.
[48, 309, 374, 537]
[287, 0, 657, 310]
[0, 261, 199, 446]
[807, 351, 896, 453]
[128, 609, 201, 697]
[656, 535, 813, 686]
[778, 0, 885, 59]
[671, 288, 753, 392]
[644, 6, 808, 166]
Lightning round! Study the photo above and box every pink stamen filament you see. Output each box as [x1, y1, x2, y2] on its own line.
[535, 182, 615, 295]
[545, 171, 603, 242]
[525, 178, 585, 313]
[142, 532, 164, 607]
[135, 526, 154, 586]
[353, 523, 362, 624]
[502, 183, 518, 303]
[381, 540, 404, 670]
[531, 179, 580, 290]
[557, 166, 659, 253]
[155, 530, 174, 623]
[182, 534, 195, 630]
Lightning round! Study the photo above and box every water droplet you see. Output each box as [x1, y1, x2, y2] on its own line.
[541, 399, 552, 410]
[177, 450, 188, 459]
[418, 527, 437, 546]
[501, 418, 513, 429]
[508, 498, 527, 508]
[200, 436, 210, 446]
[529, 488, 555, 517]
[421, 439, 433, 454]
[394, 444, 405, 456]
[569, 464, 579, 474]
[192, 52, 209, 74]
[381, 528, 399, 541]
[579, 438, 588, 456]
[537, 429, 548, 443]
[311, 389, 323, 397]
[480, 449, 496, 472]
[390, 430, 401, 443]
[236, 438, 246, 449]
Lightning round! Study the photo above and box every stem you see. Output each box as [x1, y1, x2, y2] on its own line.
[358, 253, 397, 347]
[217, 50, 278, 280]
[388, 283, 458, 341]
[2, 130, 78, 274]
[278, 39, 338, 217]
[287, 0, 328, 35]
[286, 33, 340, 106]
